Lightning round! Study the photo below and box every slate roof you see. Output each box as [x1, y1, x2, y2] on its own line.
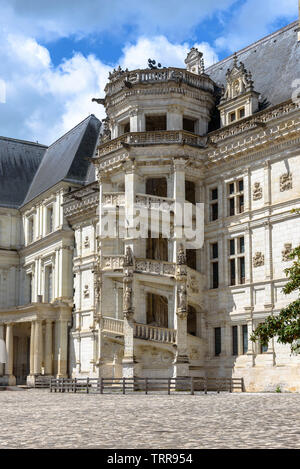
[206, 21, 300, 108]
[0, 137, 47, 208]
[23, 115, 101, 206]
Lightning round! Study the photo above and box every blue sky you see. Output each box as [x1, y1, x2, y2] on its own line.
[0, 0, 297, 144]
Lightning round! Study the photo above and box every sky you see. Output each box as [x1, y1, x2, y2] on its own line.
[0, 0, 297, 145]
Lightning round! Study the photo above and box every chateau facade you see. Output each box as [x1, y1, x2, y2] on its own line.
[0, 21, 300, 392]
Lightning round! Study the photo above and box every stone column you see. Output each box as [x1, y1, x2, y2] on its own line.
[0, 324, 4, 376]
[122, 263, 136, 378]
[173, 249, 189, 381]
[5, 323, 16, 385]
[29, 321, 35, 375]
[33, 320, 43, 375]
[57, 319, 68, 377]
[44, 320, 53, 375]
[167, 105, 182, 130]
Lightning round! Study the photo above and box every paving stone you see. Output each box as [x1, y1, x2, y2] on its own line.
[0, 390, 299, 448]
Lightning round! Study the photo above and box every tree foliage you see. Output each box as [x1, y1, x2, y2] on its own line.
[251, 245, 300, 354]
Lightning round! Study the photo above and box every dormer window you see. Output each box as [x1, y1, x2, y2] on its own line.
[218, 53, 260, 128]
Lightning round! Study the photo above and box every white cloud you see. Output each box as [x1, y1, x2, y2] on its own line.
[215, 0, 298, 52]
[0, 0, 236, 42]
[120, 36, 218, 70]
[0, 30, 220, 145]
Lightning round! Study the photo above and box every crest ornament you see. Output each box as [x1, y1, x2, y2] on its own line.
[253, 252, 264, 267]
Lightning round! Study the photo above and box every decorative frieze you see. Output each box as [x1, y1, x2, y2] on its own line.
[282, 243, 292, 261]
[280, 173, 292, 192]
[252, 182, 263, 200]
[253, 252, 264, 267]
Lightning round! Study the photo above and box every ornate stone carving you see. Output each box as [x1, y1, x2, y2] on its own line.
[84, 236, 90, 248]
[252, 182, 263, 200]
[185, 47, 204, 75]
[282, 243, 292, 261]
[124, 246, 134, 267]
[100, 118, 111, 143]
[177, 283, 187, 315]
[221, 54, 255, 103]
[123, 277, 133, 318]
[177, 245, 186, 265]
[253, 252, 264, 267]
[280, 173, 292, 192]
[83, 285, 90, 298]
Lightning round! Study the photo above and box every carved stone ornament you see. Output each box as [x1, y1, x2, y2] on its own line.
[124, 246, 134, 267]
[123, 276, 133, 316]
[84, 236, 90, 248]
[220, 53, 255, 103]
[282, 243, 292, 261]
[100, 118, 111, 143]
[177, 245, 186, 265]
[177, 283, 187, 314]
[83, 285, 90, 298]
[252, 182, 263, 200]
[253, 252, 264, 267]
[280, 173, 292, 192]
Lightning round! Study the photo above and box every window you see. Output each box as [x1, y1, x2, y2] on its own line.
[47, 206, 54, 234]
[145, 115, 166, 131]
[227, 179, 244, 216]
[239, 107, 245, 119]
[123, 121, 130, 133]
[183, 117, 195, 133]
[232, 326, 238, 356]
[210, 242, 219, 289]
[27, 273, 32, 303]
[230, 111, 236, 123]
[28, 217, 34, 243]
[229, 236, 245, 285]
[214, 327, 221, 356]
[185, 180, 196, 204]
[242, 325, 248, 354]
[45, 265, 53, 303]
[209, 187, 218, 221]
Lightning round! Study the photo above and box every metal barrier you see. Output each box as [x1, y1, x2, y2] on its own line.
[49, 377, 244, 394]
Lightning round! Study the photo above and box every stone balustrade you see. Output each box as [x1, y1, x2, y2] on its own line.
[102, 317, 124, 335]
[135, 193, 174, 210]
[101, 255, 124, 271]
[97, 130, 206, 157]
[106, 67, 214, 96]
[102, 192, 125, 206]
[135, 259, 176, 277]
[134, 323, 177, 344]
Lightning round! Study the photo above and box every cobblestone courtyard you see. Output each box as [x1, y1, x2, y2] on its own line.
[0, 389, 299, 449]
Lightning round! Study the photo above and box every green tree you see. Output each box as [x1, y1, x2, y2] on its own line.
[251, 245, 300, 353]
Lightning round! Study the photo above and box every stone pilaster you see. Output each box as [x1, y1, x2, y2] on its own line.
[44, 320, 53, 375]
[33, 320, 43, 375]
[0, 325, 4, 376]
[57, 319, 68, 377]
[5, 323, 16, 385]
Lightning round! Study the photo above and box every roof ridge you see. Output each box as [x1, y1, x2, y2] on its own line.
[206, 20, 298, 71]
[0, 136, 48, 148]
[47, 114, 97, 149]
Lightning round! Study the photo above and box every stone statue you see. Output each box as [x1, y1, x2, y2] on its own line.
[177, 283, 187, 312]
[124, 246, 134, 267]
[123, 282, 133, 314]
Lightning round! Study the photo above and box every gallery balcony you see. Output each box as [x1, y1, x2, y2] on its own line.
[97, 130, 206, 158]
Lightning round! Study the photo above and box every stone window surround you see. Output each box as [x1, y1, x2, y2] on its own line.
[226, 177, 244, 217]
[228, 236, 245, 286]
